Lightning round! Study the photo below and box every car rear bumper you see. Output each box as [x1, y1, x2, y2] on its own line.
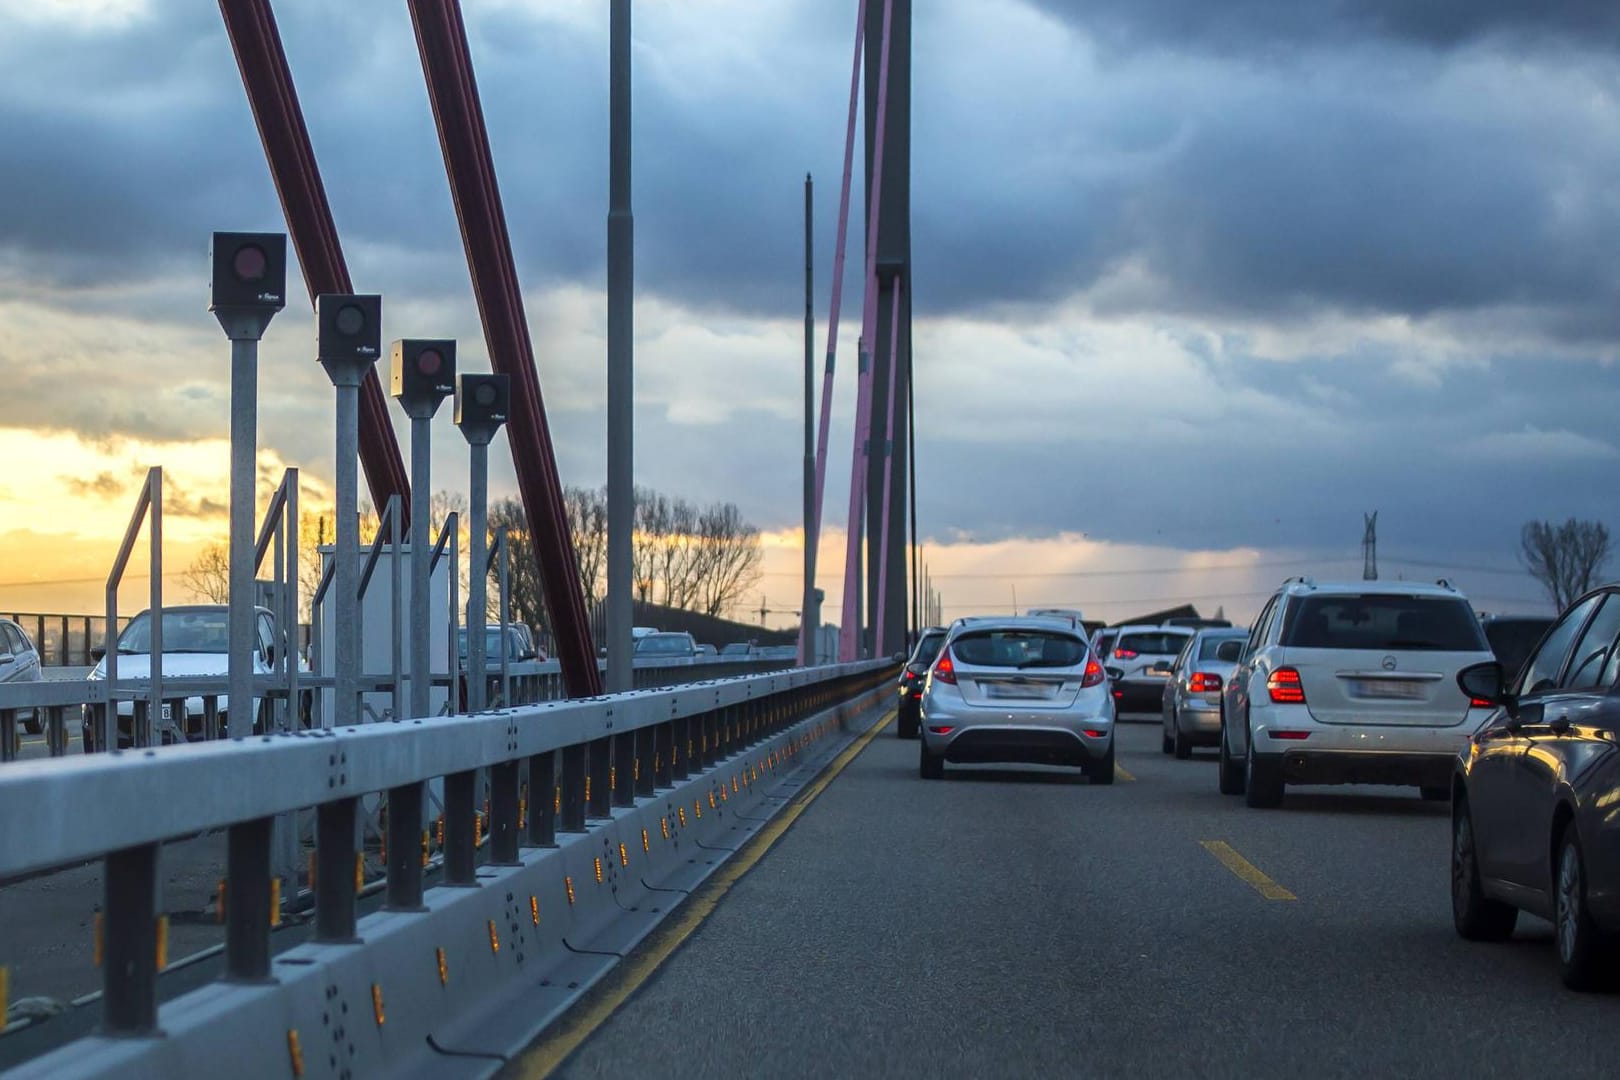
[1113, 678, 1169, 708]
[1175, 699, 1221, 736]
[1271, 749, 1456, 788]
[928, 725, 1111, 766]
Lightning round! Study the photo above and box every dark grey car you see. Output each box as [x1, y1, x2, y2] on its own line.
[0, 618, 43, 734]
[1452, 584, 1620, 990]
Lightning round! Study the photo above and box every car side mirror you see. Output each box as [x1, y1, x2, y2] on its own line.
[90, 645, 107, 663]
[1457, 661, 1511, 708]
[1216, 641, 1243, 663]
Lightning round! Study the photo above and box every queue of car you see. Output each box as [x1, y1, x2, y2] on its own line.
[900, 579, 1618, 992]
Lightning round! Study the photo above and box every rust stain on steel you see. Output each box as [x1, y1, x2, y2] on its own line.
[406, 0, 603, 697]
[218, 0, 411, 526]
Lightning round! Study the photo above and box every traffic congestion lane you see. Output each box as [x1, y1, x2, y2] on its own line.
[536, 718, 1617, 1079]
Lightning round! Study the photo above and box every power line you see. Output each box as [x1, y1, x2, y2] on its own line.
[0, 572, 189, 590]
[760, 555, 1355, 582]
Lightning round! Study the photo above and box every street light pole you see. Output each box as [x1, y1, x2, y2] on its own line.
[606, 0, 635, 692]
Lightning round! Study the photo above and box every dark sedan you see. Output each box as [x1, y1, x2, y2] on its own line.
[1451, 584, 1620, 990]
[896, 626, 947, 739]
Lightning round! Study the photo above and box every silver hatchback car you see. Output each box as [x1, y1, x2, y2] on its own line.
[1160, 627, 1248, 759]
[919, 617, 1116, 783]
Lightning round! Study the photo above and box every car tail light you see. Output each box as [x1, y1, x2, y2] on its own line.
[1268, 730, 1311, 740]
[929, 725, 955, 736]
[1267, 668, 1306, 705]
[1189, 672, 1222, 693]
[903, 670, 917, 681]
[1114, 648, 1138, 660]
[1469, 697, 1492, 709]
[932, 654, 957, 685]
[1081, 658, 1105, 688]
[1083, 728, 1107, 738]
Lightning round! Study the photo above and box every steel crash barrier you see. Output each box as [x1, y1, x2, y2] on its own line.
[0, 660, 893, 1078]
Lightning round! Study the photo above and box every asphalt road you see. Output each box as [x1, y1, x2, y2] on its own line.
[539, 715, 1619, 1079]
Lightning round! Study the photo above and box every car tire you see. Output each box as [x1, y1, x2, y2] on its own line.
[1554, 826, 1615, 991]
[1243, 732, 1284, 809]
[897, 707, 919, 740]
[22, 711, 42, 736]
[919, 741, 944, 780]
[1161, 727, 1174, 755]
[1419, 786, 1449, 802]
[1173, 717, 1192, 761]
[1218, 711, 1245, 795]
[1451, 798, 1517, 942]
[1087, 738, 1116, 786]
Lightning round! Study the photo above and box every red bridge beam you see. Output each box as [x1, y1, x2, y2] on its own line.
[218, 0, 412, 526]
[406, 0, 603, 698]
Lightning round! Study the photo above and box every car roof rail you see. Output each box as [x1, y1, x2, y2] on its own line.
[1281, 575, 1315, 588]
[1436, 578, 1456, 590]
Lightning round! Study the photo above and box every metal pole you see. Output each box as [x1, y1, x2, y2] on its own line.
[147, 471, 163, 743]
[908, 320, 919, 634]
[410, 417, 432, 720]
[801, 173, 817, 667]
[875, 278, 902, 656]
[606, 0, 635, 694]
[225, 338, 259, 744]
[389, 498, 403, 721]
[468, 440, 489, 713]
[333, 376, 361, 728]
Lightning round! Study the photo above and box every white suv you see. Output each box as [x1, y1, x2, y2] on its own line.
[1218, 579, 1495, 808]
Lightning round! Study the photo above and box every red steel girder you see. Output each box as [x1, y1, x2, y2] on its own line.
[406, 0, 603, 698]
[218, 0, 412, 526]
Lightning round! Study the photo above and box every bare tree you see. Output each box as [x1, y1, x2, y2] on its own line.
[632, 488, 669, 604]
[182, 543, 231, 604]
[566, 486, 609, 608]
[1521, 519, 1611, 610]
[695, 502, 763, 617]
[488, 497, 545, 633]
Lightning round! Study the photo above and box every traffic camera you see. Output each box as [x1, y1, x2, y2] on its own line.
[210, 232, 287, 339]
[390, 339, 457, 419]
[455, 373, 510, 445]
[316, 294, 382, 368]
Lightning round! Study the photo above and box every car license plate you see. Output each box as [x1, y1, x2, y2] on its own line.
[985, 682, 1053, 700]
[1350, 679, 1425, 700]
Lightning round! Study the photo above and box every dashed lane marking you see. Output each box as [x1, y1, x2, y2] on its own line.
[1200, 840, 1297, 901]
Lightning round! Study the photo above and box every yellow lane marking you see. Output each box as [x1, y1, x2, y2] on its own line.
[510, 708, 897, 1079]
[1200, 840, 1296, 901]
[1114, 763, 1135, 782]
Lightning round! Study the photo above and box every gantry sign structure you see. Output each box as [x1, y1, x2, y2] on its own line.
[218, 0, 602, 697]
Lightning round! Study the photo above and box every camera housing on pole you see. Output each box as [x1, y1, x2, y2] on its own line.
[318, 294, 383, 732]
[391, 339, 456, 724]
[210, 232, 287, 341]
[455, 373, 509, 713]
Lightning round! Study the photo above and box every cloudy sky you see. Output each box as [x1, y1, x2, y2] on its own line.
[2, 0, 1618, 628]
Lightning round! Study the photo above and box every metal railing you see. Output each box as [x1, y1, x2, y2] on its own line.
[0, 659, 893, 1075]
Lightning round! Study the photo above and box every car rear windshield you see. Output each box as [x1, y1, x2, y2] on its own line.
[1282, 595, 1487, 651]
[911, 631, 947, 665]
[952, 630, 1086, 669]
[1199, 635, 1247, 660]
[1116, 631, 1192, 656]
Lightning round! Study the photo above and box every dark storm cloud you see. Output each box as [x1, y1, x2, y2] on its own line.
[1023, 0, 1620, 52]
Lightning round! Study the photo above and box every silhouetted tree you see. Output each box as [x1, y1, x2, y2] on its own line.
[1521, 519, 1611, 611]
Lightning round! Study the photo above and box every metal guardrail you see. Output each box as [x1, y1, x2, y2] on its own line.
[0, 656, 798, 761]
[0, 659, 892, 1077]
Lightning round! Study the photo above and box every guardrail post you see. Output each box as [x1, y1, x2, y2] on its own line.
[671, 715, 690, 782]
[490, 761, 521, 864]
[102, 843, 160, 1036]
[444, 770, 478, 885]
[315, 798, 359, 942]
[526, 751, 556, 846]
[47, 705, 67, 757]
[654, 721, 673, 788]
[634, 724, 655, 797]
[225, 818, 273, 982]
[385, 782, 426, 910]
[560, 744, 587, 832]
[587, 737, 611, 818]
[612, 731, 635, 807]
[1, 709, 14, 763]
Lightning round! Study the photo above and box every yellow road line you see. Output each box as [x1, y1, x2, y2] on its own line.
[1200, 840, 1296, 901]
[510, 708, 897, 1079]
[1114, 763, 1135, 782]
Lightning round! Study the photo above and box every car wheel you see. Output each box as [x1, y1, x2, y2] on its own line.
[1451, 798, 1517, 942]
[1555, 826, 1615, 991]
[919, 740, 944, 780]
[1419, 786, 1449, 802]
[1161, 725, 1174, 755]
[897, 705, 919, 740]
[1087, 737, 1116, 786]
[22, 711, 42, 736]
[1173, 715, 1192, 760]
[1243, 728, 1284, 809]
[1217, 710, 1245, 795]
